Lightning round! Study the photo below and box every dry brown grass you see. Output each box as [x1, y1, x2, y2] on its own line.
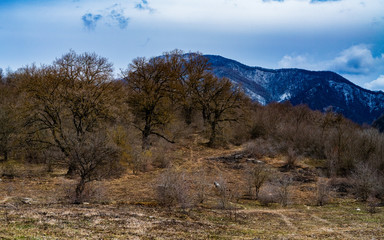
[0, 137, 383, 239]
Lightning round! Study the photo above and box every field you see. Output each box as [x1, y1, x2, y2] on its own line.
[1, 140, 383, 239]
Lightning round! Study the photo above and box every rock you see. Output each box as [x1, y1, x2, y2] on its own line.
[246, 158, 265, 164]
[21, 198, 33, 204]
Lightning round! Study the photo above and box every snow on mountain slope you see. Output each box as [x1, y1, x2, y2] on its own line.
[205, 55, 384, 125]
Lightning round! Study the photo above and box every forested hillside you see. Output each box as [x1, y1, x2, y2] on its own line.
[1, 50, 384, 239]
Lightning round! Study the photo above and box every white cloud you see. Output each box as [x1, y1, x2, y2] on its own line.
[145, 0, 384, 32]
[364, 75, 384, 91]
[278, 55, 309, 68]
[279, 45, 384, 74]
[329, 45, 378, 75]
[310, 0, 341, 3]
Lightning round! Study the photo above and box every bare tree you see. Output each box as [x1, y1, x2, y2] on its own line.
[0, 103, 16, 161]
[214, 175, 234, 209]
[246, 164, 269, 199]
[122, 57, 176, 150]
[276, 175, 292, 207]
[194, 74, 245, 146]
[175, 52, 211, 125]
[0, 75, 19, 161]
[18, 51, 117, 175]
[350, 162, 379, 202]
[69, 132, 119, 204]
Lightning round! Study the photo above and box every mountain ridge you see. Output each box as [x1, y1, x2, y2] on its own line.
[204, 54, 384, 124]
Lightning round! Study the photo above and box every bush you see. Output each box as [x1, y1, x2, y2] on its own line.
[316, 178, 330, 206]
[258, 184, 278, 206]
[152, 148, 172, 169]
[193, 169, 210, 204]
[275, 175, 292, 207]
[349, 163, 379, 202]
[246, 164, 269, 199]
[250, 124, 266, 139]
[366, 197, 380, 214]
[284, 148, 299, 169]
[61, 180, 109, 204]
[245, 139, 278, 159]
[130, 149, 153, 174]
[155, 168, 192, 209]
[214, 176, 231, 209]
[0, 160, 17, 178]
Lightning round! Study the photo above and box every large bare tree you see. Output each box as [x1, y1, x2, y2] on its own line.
[122, 56, 176, 150]
[194, 74, 245, 146]
[19, 51, 118, 175]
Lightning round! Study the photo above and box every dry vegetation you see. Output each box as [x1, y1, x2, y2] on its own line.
[1, 142, 384, 239]
[1, 51, 384, 239]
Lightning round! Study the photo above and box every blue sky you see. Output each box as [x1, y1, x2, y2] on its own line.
[1, 0, 384, 90]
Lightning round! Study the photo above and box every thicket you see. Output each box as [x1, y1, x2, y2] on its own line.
[1, 50, 384, 205]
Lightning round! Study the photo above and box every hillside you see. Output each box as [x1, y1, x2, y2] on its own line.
[1, 50, 384, 239]
[206, 55, 384, 124]
[1, 139, 384, 239]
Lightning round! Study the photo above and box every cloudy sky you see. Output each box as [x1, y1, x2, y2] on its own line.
[1, 0, 384, 90]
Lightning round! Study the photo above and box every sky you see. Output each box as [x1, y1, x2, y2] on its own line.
[0, 0, 384, 90]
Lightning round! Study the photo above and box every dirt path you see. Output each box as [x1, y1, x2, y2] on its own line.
[310, 213, 355, 239]
[239, 209, 297, 232]
[239, 208, 356, 239]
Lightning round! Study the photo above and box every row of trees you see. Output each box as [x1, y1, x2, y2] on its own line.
[122, 51, 245, 150]
[0, 50, 246, 202]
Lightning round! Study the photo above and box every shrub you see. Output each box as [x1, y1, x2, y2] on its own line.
[366, 197, 380, 214]
[246, 164, 269, 199]
[250, 124, 266, 139]
[0, 160, 17, 178]
[155, 168, 192, 209]
[214, 176, 231, 209]
[245, 139, 278, 159]
[316, 178, 330, 206]
[130, 149, 153, 174]
[193, 169, 210, 204]
[62, 180, 109, 204]
[275, 175, 293, 207]
[349, 163, 379, 202]
[285, 148, 299, 169]
[152, 148, 172, 169]
[258, 184, 278, 206]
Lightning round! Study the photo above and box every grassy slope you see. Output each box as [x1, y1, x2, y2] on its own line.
[0, 138, 383, 239]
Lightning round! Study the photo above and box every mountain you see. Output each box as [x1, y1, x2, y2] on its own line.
[205, 55, 384, 125]
[373, 114, 384, 132]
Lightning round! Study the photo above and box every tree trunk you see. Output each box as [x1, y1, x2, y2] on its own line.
[74, 178, 86, 204]
[3, 150, 8, 161]
[208, 120, 217, 147]
[66, 161, 77, 177]
[202, 107, 208, 125]
[183, 106, 193, 125]
[142, 124, 151, 151]
[255, 187, 260, 200]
